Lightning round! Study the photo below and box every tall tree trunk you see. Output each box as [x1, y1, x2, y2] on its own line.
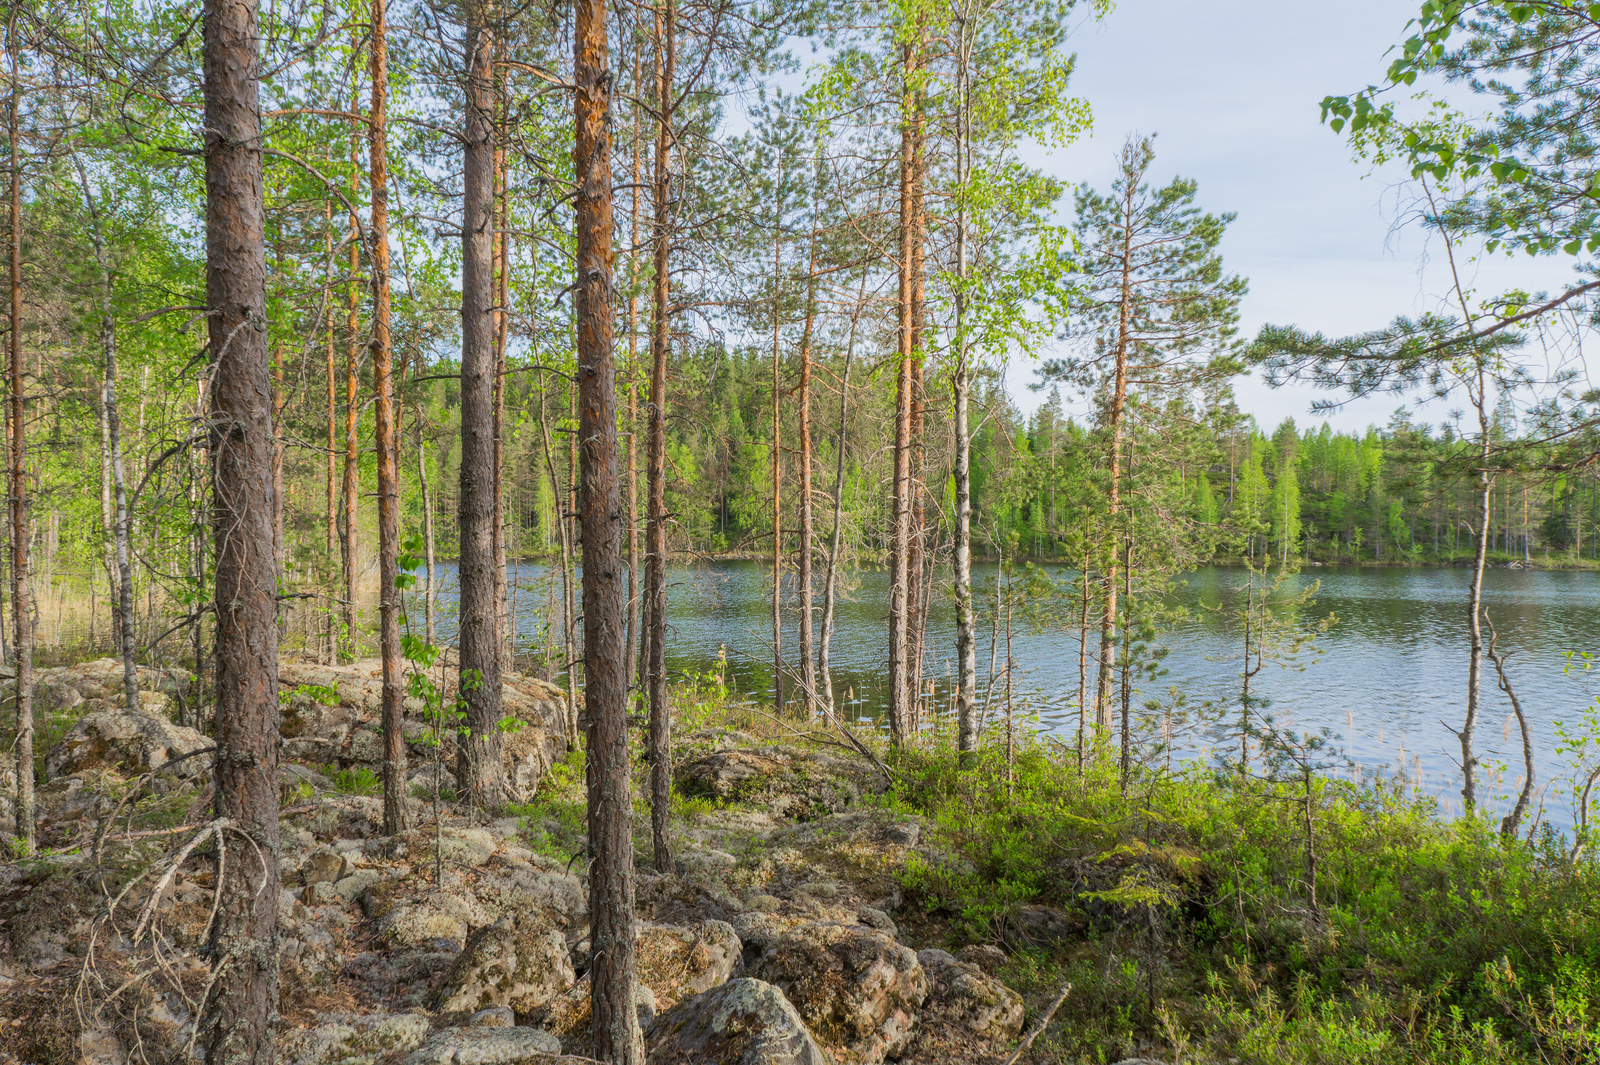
[342, 75, 362, 656]
[458, 3, 506, 809]
[906, 112, 927, 734]
[371, 0, 406, 835]
[201, 0, 281, 1051]
[888, 33, 919, 746]
[491, 45, 511, 672]
[646, 0, 675, 876]
[952, 22, 975, 761]
[6, 11, 31, 855]
[575, 0, 643, 1054]
[796, 158, 818, 717]
[325, 204, 337, 565]
[770, 229, 783, 712]
[1095, 175, 1136, 732]
[75, 161, 140, 715]
[625, 44, 643, 698]
[324, 203, 338, 662]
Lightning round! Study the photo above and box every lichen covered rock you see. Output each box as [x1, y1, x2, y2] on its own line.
[45, 708, 209, 781]
[637, 919, 741, 1010]
[737, 918, 927, 1063]
[279, 1013, 432, 1065]
[433, 916, 576, 1015]
[646, 977, 834, 1065]
[676, 747, 884, 822]
[915, 949, 1023, 1044]
[401, 1026, 568, 1064]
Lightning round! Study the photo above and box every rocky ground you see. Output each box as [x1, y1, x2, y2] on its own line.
[0, 659, 1150, 1065]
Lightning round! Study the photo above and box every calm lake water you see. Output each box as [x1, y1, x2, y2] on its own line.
[421, 560, 1600, 822]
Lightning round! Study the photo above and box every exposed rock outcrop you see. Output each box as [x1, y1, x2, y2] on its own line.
[646, 978, 835, 1065]
[735, 916, 928, 1064]
[44, 708, 209, 781]
[433, 917, 576, 1015]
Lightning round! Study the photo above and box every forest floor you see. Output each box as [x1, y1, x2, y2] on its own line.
[1, 659, 1598, 1064]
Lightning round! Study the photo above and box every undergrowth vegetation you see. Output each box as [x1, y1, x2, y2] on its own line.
[889, 731, 1600, 1063]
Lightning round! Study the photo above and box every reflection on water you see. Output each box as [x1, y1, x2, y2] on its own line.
[420, 559, 1600, 819]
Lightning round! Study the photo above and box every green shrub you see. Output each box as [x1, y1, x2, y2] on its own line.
[886, 731, 1600, 1064]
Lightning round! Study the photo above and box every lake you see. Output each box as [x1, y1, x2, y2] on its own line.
[419, 559, 1600, 822]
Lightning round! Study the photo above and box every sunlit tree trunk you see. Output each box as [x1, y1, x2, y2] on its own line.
[646, 0, 675, 876]
[796, 156, 818, 717]
[575, 0, 643, 1053]
[888, 32, 920, 746]
[952, 22, 975, 761]
[458, 0, 506, 809]
[770, 228, 783, 712]
[1095, 171, 1137, 733]
[342, 73, 362, 656]
[370, 0, 406, 834]
[7, 11, 31, 855]
[200, 0, 281, 1050]
[491, 41, 511, 671]
[626, 45, 642, 704]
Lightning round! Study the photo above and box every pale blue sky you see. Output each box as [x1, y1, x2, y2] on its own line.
[1005, 0, 1585, 434]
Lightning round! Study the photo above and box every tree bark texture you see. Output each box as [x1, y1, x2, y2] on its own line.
[626, 45, 642, 701]
[491, 50, 511, 672]
[888, 32, 922, 745]
[575, 0, 644, 1056]
[342, 76, 361, 655]
[770, 229, 783, 712]
[647, 0, 675, 877]
[796, 189, 817, 717]
[201, 0, 281, 1056]
[7, 11, 32, 855]
[1095, 171, 1136, 732]
[458, 3, 506, 811]
[325, 204, 337, 572]
[371, 0, 406, 835]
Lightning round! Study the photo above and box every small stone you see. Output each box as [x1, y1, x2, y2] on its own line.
[303, 848, 347, 887]
[468, 1006, 514, 1028]
[333, 869, 384, 905]
[857, 907, 897, 937]
[635, 983, 657, 1029]
[885, 822, 920, 847]
[956, 944, 1007, 973]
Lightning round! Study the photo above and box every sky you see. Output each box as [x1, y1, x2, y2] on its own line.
[1002, 0, 1586, 434]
